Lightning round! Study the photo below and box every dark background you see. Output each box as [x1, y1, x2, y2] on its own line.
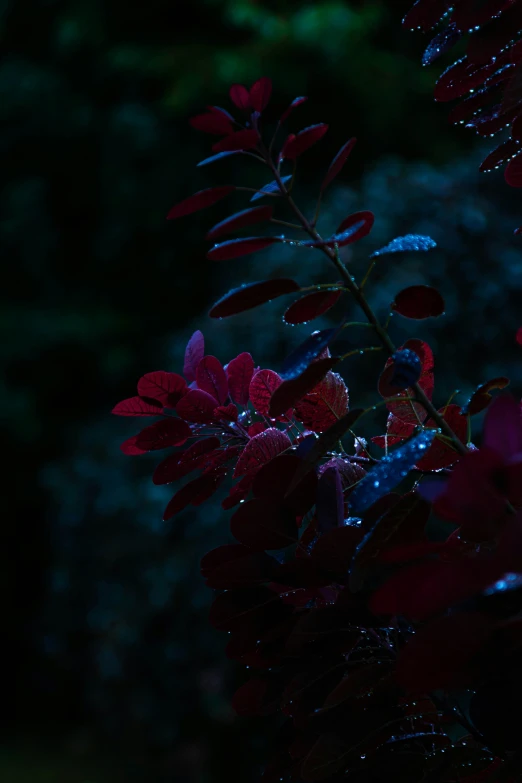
[2, 1, 521, 780]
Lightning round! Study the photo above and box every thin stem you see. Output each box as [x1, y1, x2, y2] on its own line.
[269, 217, 303, 230]
[340, 346, 382, 361]
[263, 152, 468, 457]
[359, 258, 377, 290]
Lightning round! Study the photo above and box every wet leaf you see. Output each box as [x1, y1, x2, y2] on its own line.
[233, 428, 291, 478]
[167, 186, 234, 220]
[163, 470, 226, 520]
[505, 151, 522, 186]
[462, 377, 511, 415]
[349, 430, 437, 514]
[370, 234, 437, 257]
[283, 289, 342, 325]
[152, 437, 221, 484]
[392, 285, 445, 319]
[280, 328, 340, 380]
[269, 358, 339, 418]
[402, 0, 452, 32]
[249, 369, 283, 416]
[209, 278, 300, 318]
[422, 23, 462, 66]
[207, 236, 277, 261]
[206, 205, 274, 240]
[480, 138, 522, 172]
[294, 371, 349, 432]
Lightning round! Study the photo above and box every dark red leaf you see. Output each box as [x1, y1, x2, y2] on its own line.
[316, 466, 344, 533]
[137, 371, 188, 406]
[249, 77, 272, 112]
[281, 123, 329, 159]
[392, 285, 445, 319]
[334, 210, 375, 245]
[372, 413, 415, 449]
[294, 371, 349, 432]
[112, 396, 163, 416]
[175, 389, 218, 423]
[230, 498, 298, 550]
[189, 111, 234, 135]
[279, 96, 308, 124]
[252, 453, 318, 515]
[283, 289, 342, 325]
[505, 151, 522, 186]
[201, 543, 252, 578]
[209, 278, 300, 318]
[233, 428, 291, 478]
[463, 377, 511, 415]
[422, 23, 462, 66]
[222, 473, 255, 510]
[402, 0, 452, 32]
[183, 330, 204, 383]
[212, 129, 259, 153]
[379, 339, 435, 424]
[227, 352, 255, 405]
[196, 355, 228, 404]
[321, 137, 357, 192]
[285, 409, 365, 496]
[480, 138, 522, 172]
[152, 437, 221, 485]
[166, 186, 234, 220]
[206, 205, 274, 240]
[163, 471, 225, 520]
[311, 526, 364, 576]
[213, 403, 238, 422]
[120, 434, 147, 455]
[229, 83, 250, 110]
[249, 369, 283, 416]
[416, 405, 468, 470]
[435, 58, 497, 103]
[135, 418, 191, 451]
[268, 358, 339, 418]
[396, 612, 495, 692]
[207, 236, 277, 261]
[517, 327, 522, 345]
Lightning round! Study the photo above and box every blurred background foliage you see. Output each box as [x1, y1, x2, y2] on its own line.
[2, 0, 521, 780]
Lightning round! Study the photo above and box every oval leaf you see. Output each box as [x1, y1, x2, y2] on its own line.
[283, 289, 342, 325]
[189, 111, 234, 135]
[321, 137, 357, 192]
[153, 437, 221, 485]
[196, 355, 228, 404]
[333, 210, 375, 245]
[135, 418, 191, 451]
[279, 96, 308, 124]
[294, 371, 349, 432]
[175, 389, 218, 423]
[349, 430, 437, 514]
[137, 371, 188, 406]
[233, 428, 291, 478]
[207, 236, 277, 261]
[167, 186, 234, 220]
[206, 205, 274, 240]
[230, 498, 298, 550]
[392, 285, 445, 319]
[227, 352, 255, 406]
[183, 330, 204, 383]
[462, 377, 511, 416]
[229, 83, 250, 110]
[163, 471, 225, 520]
[112, 396, 163, 416]
[212, 129, 259, 153]
[250, 174, 292, 201]
[281, 328, 340, 380]
[249, 77, 272, 112]
[282, 123, 329, 159]
[209, 278, 300, 318]
[249, 369, 283, 416]
[269, 358, 339, 418]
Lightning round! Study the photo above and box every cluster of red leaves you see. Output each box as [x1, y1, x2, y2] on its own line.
[114, 76, 522, 782]
[405, 0, 522, 188]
